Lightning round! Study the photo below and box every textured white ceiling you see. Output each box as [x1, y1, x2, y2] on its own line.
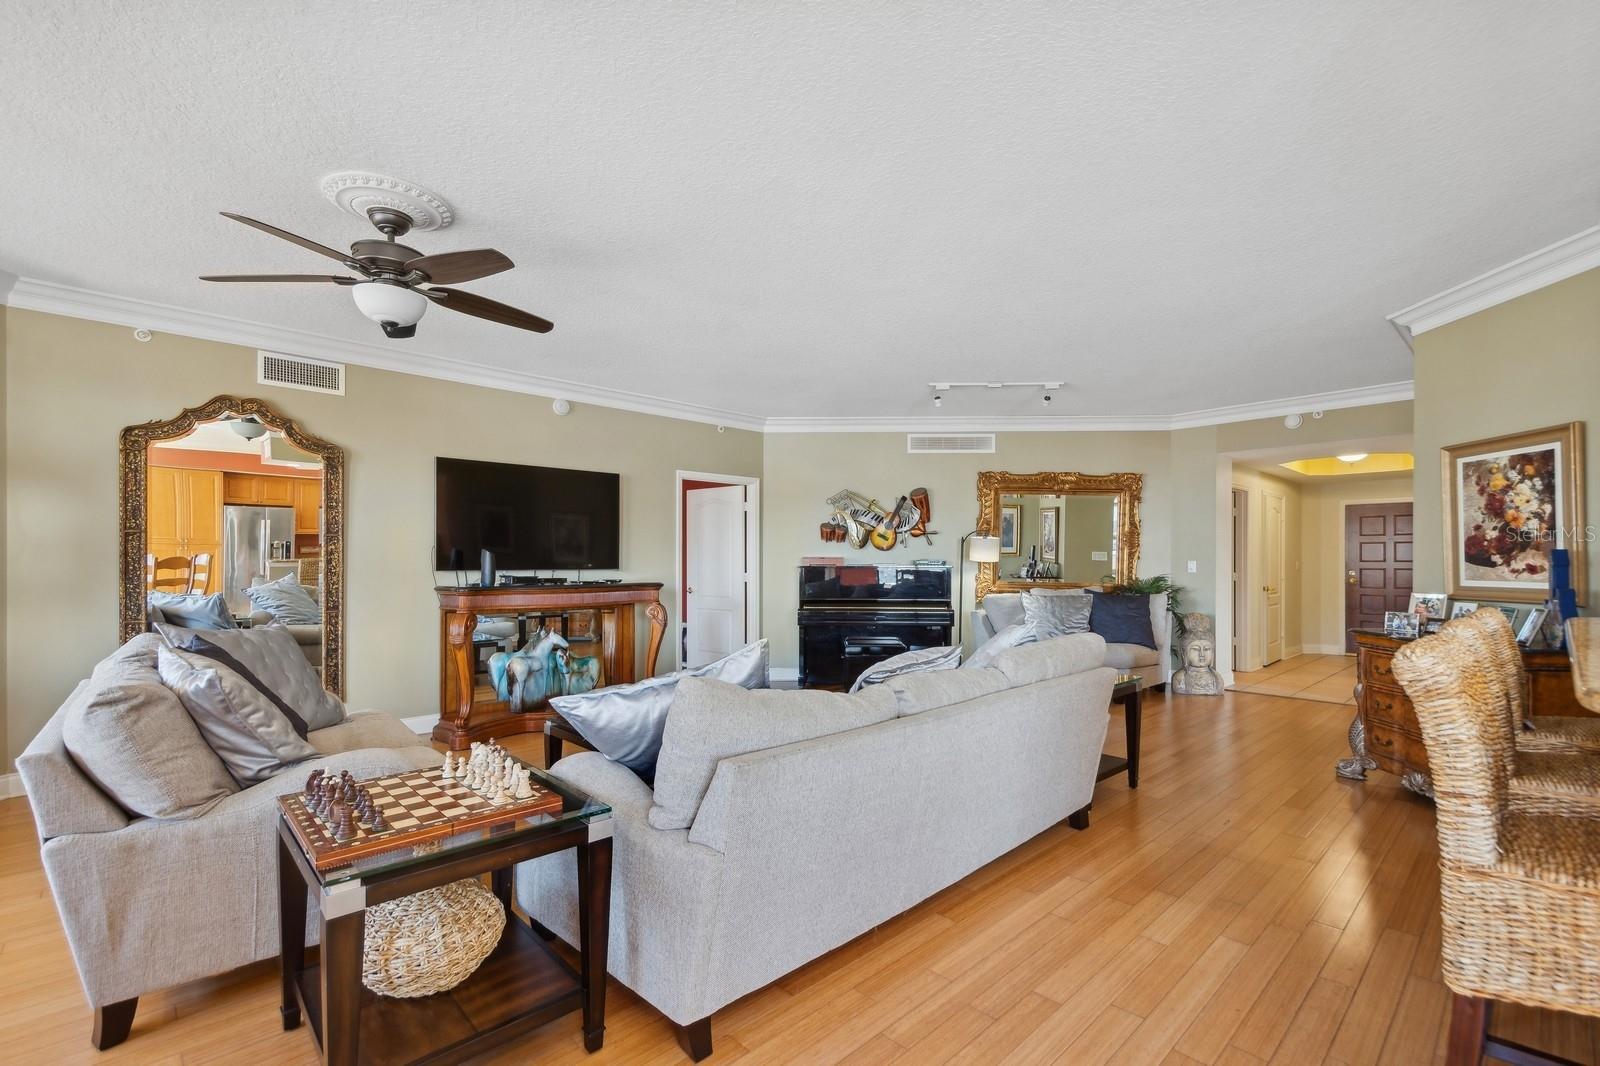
[2, 2, 1597, 422]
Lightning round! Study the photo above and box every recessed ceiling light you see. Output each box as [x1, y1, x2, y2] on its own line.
[1337, 453, 1369, 463]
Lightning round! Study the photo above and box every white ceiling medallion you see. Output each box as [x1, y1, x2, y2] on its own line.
[320, 172, 455, 231]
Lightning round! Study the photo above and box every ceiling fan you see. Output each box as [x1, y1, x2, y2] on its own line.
[200, 207, 553, 339]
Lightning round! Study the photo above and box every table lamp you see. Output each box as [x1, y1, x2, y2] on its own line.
[957, 532, 1002, 649]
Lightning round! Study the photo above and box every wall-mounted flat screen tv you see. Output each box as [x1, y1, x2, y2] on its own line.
[435, 457, 620, 571]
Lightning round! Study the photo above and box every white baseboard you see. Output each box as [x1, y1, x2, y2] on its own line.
[0, 772, 23, 800]
[770, 666, 799, 684]
[401, 714, 439, 735]
[1302, 643, 1351, 655]
[1284, 645, 1304, 660]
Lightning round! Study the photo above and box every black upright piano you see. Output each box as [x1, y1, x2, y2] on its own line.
[796, 564, 954, 688]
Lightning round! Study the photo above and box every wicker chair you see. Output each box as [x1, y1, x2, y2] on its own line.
[1436, 611, 1600, 816]
[1391, 628, 1600, 1066]
[1454, 607, 1600, 755]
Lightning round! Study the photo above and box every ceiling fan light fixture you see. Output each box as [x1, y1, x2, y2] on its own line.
[229, 416, 268, 440]
[351, 280, 428, 333]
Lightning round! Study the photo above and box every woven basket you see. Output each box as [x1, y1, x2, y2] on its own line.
[362, 878, 505, 998]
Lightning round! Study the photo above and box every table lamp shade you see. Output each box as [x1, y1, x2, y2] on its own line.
[968, 535, 1001, 563]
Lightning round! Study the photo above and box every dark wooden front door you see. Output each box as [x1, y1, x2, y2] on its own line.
[1344, 502, 1413, 652]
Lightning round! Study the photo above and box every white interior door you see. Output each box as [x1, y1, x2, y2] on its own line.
[1264, 490, 1286, 665]
[685, 485, 746, 667]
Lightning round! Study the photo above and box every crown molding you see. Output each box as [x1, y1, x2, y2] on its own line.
[1, 276, 768, 432]
[1387, 224, 1600, 341]
[3, 275, 1412, 435]
[765, 381, 1413, 434]
[1165, 379, 1415, 430]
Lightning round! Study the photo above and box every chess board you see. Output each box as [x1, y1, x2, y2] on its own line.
[279, 764, 564, 872]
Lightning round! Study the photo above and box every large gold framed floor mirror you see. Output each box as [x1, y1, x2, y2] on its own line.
[118, 395, 346, 696]
[975, 470, 1142, 599]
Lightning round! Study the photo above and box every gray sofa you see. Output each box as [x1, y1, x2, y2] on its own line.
[16, 634, 438, 1049]
[516, 633, 1115, 1059]
[973, 589, 1170, 689]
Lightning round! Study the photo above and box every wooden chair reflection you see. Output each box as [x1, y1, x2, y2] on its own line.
[145, 552, 214, 595]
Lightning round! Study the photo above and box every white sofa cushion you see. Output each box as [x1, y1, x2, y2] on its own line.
[963, 622, 1041, 669]
[1103, 643, 1161, 670]
[883, 666, 1010, 716]
[991, 633, 1108, 687]
[647, 678, 898, 831]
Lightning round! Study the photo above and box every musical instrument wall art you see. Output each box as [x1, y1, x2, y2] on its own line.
[819, 487, 935, 551]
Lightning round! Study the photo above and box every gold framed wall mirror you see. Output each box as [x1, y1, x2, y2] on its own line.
[975, 471, 1142, 599]
[119, 395, 346, 696]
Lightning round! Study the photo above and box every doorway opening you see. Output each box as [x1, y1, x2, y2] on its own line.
[675, 471, 761, 669]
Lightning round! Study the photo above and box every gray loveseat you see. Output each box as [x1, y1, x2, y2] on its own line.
[516, 632, 1116, 1059]
[16, 634, 438, 1049]
[973, 589, 1170, 690]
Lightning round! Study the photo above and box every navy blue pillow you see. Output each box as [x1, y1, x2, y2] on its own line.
[1089, 592, 1156, 648]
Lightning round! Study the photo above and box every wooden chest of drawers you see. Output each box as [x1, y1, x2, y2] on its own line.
[1347, 629, 1590, 796]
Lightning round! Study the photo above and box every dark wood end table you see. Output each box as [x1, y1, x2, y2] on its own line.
[277, 763, 613, 1065]
[1095, 676, 1143, 789]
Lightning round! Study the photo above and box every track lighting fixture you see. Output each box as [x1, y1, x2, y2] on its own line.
[928, 381, 1063, 408]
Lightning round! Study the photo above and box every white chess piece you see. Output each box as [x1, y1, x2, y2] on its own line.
[514, 772, 533, 800]
[440, 753, 455, 779]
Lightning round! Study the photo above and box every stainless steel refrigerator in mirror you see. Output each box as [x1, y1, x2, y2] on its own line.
[222, 505, 295, 613]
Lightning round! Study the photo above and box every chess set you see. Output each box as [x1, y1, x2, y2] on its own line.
[279, 742, 564, 871]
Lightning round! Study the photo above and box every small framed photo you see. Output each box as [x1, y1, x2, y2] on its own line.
[1408, 593, 1448, 620]
[1449, 601, 1479, 620]
[1517, 606, 1549, 646]
[1424, 620, 1443, 634]
[1385, 611, 1420, 639]
[999, 504, 1021, 556]
[1496, 605, 1522, 628]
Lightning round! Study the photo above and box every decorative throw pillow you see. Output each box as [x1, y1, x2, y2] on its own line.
[157, 622, 345, 732]
[242, 573, 322, 625]
[1089, 592, 1157, 649]
[647, 677, 898, 831]
[549, 639, 769, 778]
[60, 670, 238, 820]
[146, 591, 236, 630]
[1021, 590, 1093, 638]
[157, 644, 319, 785]
[962, 622, 1040, 670]
[848, 645, 961, 692]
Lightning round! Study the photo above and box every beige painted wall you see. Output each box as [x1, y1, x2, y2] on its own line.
[762, 431, 1176, 665]
[1413, 267, 1600, 607]
[1061, 496, 1115, 583]
[1297, 473, 1414, 653]
[1229, 467, 1302, 664]
[4, 308, 763, 766]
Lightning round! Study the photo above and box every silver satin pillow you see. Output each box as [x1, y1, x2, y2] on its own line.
[549, 638, 769, 778]
[1021, 590, 1093, 638]
[848, 645, 961, 692]
[157, 622, 344, 732]
[963, 622, 1040, 670]
[157, 644, 319, 785]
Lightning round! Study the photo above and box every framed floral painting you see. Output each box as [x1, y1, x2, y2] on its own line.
[1039, 506, 1060, 562]
[1442, 422, 1585, 604]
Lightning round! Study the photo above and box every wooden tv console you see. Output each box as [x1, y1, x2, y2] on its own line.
[434, 582, 667, 749]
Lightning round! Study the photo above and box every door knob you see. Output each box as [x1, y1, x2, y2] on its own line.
[1347, 570, 1358, 585]
[686, 586, 695, 594]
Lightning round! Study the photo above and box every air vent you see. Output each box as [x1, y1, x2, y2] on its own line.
[258, 351, 345, 395]
[907, 433, 996, 454]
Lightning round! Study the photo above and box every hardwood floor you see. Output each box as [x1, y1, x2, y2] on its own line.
[1231, 653, 1358, 706]
[4, 688, 1597, 1064]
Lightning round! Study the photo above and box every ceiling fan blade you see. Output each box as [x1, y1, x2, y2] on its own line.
[219, 212, 360, 267]
[199, 274, 359, 284]
[404, 248, 514, 285]
[428, 287, 554, 333]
